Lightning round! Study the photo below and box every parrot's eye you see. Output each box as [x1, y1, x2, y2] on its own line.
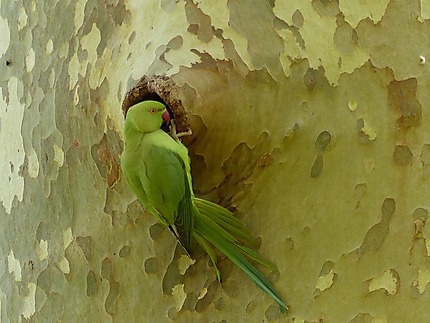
[150, 108, 157, 114]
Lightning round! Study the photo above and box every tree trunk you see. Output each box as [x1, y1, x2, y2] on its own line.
[1, 0, 429, 322]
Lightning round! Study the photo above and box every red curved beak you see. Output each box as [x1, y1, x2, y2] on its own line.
[162, 109, 171, 123]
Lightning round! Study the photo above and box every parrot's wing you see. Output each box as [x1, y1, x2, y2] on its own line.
[138, 145, 193, 252]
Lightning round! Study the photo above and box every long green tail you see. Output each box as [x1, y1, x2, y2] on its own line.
[192, 198, 287, 313]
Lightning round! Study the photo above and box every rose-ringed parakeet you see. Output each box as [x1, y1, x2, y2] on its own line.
[121, 100, 287, 312]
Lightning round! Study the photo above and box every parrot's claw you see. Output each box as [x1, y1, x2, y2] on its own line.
[169, 119, 192, 143]
[177, 128, 193, 138]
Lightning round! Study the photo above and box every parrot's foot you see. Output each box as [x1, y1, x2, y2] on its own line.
[177, 128, 193, 138]
[169, 119, 192, 143]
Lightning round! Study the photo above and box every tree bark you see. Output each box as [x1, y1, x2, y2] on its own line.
[1, 0, 429, 321]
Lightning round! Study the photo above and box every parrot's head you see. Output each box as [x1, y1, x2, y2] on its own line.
[125, 100, 170, 133]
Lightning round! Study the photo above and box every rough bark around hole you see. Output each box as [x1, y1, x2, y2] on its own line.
[122, 75, 190, 133]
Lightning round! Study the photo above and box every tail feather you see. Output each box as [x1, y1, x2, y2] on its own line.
[193, 231, 221, 281]
[193, 200, 287, 313]
[235, 244, 278, 272]
[193, 198, 258, 246]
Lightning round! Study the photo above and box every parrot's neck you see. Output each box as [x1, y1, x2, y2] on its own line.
[124, 121, 145, 145]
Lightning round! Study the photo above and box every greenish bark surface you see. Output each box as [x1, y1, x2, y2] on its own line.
[1, 0, 430, 322]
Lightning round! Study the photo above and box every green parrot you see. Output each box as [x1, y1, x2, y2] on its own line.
[121, 100, 287, 313]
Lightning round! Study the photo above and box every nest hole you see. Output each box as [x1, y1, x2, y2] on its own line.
[122, 75, 190, 133]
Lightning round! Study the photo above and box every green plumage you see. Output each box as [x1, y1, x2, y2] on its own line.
[121, 100, 287, 313]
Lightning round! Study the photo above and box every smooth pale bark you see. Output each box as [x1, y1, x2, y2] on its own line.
[1, 1, 429, 322]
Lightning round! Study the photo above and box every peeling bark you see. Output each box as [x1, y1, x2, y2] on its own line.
[1, 1, 430, 322]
